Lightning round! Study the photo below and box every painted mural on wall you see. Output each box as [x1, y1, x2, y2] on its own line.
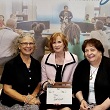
[0, 0, 110, 64]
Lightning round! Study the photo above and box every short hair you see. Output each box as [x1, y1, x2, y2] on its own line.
[32, 23, 45, 33]
[14, 33, 36, 54]
[49, 32, 68, 53]
[85, 14, 89, 17]
[64, 5, 68, 9]
[6, 18, 17, 29]
[82, 38, 104, 55]
[31, 22, 38, 29]
[95, 20, 104, 30]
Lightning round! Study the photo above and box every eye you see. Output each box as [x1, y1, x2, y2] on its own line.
[85, 50, 88, 52]
[20, 42, 35, 46]
[53, 41, 56, 44]
[90, 48, 95, 52]
[58, 41, 62, 43]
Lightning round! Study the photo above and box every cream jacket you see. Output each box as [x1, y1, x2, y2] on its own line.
[41, 51, 78, 84]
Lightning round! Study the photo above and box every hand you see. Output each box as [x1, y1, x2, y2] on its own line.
[48, 79, 55, 85]
[80, 100, 89, 110]
[53, 101, 62, 105]
[28, 97, 41, 105]
[24, 94, 34, 104]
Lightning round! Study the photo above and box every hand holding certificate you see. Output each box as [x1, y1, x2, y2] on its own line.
[46, 82, 72, 104]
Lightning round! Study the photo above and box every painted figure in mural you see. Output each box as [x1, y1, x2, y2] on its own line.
[105, 16, 110, 27]
[90, 20, 109, 57]
[84, 14, 91, 23]
[0, 15, 5, 29]
[39, 32, 78, 110]
[0, 33, 41, 110]
[73, 38, 110, 110]
[0, 18, 19, 75]
[91, 18, 96, 24]
[31, 22, 49, 62]
[64, 22, 84, 62]
[64, 22, 80, 45]
[10, 13, 17, 22]
[59, 5, 73, 33]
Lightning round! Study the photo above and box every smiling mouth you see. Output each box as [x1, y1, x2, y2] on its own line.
[55, 47, 60, 49]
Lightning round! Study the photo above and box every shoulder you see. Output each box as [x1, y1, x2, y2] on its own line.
[77, 59, 89, 67]
[60, 11, 64, 14]
[90, 31, 98, 37]
[13, 32, 19, 36]
[102, 56, 110, 64]
[4, 55, 18, 68]
[42, 53, 52, 60]
[90, 30, 97, 34]
[68, 11, 72, 13]
[65, 51, 78, 63]
[12, 31, 19, 37]
[70, 52, 78, 59]
[31, 56, 41, 65]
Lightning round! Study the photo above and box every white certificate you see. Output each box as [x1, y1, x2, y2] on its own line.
[46, 87, 72, 104]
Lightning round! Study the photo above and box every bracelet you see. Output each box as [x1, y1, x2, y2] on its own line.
[80, 98, 84, 104]
[42, 81, 48, 91]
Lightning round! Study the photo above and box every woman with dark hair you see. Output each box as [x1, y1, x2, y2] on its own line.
[73, 38, 110, 110]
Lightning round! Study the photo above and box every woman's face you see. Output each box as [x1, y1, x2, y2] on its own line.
[52, 36, 65, 53]
[19, 36, 35, 56]
[84, 44, 102, 64]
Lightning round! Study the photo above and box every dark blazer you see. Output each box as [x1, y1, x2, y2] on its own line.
[72, 56, 110, 109]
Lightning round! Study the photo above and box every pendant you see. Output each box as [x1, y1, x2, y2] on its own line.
[89, 75, 93, 80]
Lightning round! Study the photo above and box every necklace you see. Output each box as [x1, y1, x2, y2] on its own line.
[89, 66, 98, 80]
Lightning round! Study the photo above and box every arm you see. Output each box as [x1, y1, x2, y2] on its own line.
[41, 55, 55, 90]
[3, 84, 27, 103]
[59, 11, 64, 20]
[31, 82, 41, 97]
[3, 84, 38, 104]
[29, 83, 41, 105]
[72, 60, 89, 110]
[92, 98, 110, 110]
[76, 91, 89, 110]
[69, 11, 73, 19]
[3, 77, 41, 105]
[41, 56, 48, 84]
[69, 54, 78, 82]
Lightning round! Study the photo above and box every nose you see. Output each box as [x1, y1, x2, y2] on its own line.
[87, 50, 92, 55]
[55, 43, 59, 46]
[26, 43, 31, 47]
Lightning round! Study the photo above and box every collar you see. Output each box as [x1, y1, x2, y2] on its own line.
[4, 27, 13, 31]
[45, 51, 76, 66]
